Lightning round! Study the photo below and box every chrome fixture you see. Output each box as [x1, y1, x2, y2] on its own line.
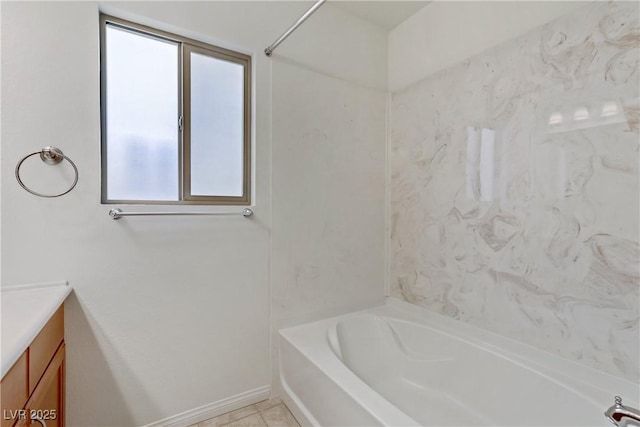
[15, 146, 79, 198]
[109, 208, 253, 220]
[605, 396, 640, 427]
[264, 0, 326, 57]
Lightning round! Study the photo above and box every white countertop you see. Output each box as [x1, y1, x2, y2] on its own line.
[1, 281, 72, 378]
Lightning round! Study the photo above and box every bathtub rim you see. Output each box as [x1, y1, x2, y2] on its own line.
[279, 309, 421, 426]
[382, 297, 639, 396]
[279, 297, 639, 427]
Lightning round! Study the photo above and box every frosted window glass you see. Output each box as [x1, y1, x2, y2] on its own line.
[190, 52, 244, 197]
[105, 25, 179, 201]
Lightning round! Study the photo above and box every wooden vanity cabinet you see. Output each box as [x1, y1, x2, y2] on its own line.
[1, 307, 65, 427]
[1, 354, 27, 427]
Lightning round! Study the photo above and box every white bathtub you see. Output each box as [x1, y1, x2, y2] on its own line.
[278, 298, 639, 426]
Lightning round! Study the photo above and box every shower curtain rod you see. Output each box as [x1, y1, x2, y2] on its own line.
[264, 0, 327, 57]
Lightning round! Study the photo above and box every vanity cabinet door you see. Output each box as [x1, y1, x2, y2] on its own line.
[1, 352, 28, 427]
[25, 344, 65, 427]
[29, 308, 64, 395]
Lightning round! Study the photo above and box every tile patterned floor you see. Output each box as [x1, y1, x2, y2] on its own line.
[192, 398, 300, 427]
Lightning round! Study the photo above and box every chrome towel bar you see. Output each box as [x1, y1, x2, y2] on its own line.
[108, 208, 253, 220]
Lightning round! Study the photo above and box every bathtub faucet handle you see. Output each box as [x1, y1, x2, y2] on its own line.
[605, 396, 640, 427]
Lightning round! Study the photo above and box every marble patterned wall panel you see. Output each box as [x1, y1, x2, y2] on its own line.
[390, 1, 639, 382]
[272, 60, 386, 327]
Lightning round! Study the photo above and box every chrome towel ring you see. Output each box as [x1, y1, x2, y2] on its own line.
[15, 146, 79, 198]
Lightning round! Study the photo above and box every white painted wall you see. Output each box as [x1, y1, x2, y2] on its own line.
[388, 1, 590, 91]
[0, 2, 386, 425]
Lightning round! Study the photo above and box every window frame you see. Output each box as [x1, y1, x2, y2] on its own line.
[99, 14, 252, 206]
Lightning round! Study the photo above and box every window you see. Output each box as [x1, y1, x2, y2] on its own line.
[100, 15, 251, 205]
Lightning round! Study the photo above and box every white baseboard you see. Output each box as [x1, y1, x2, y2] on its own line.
[144, 385, 270, 427]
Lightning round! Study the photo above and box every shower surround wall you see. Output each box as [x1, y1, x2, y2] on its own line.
[389, 1, 639, 382]
[272, 60, 386, 326]
[271, 59, 386, 353]
[268, 1, 387, 396]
